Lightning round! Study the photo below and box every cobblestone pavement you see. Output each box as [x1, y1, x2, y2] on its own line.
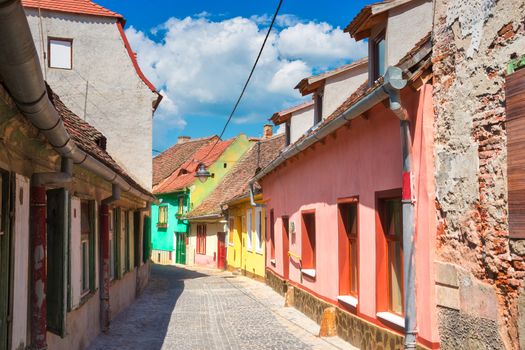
[88, 264, 357, 350]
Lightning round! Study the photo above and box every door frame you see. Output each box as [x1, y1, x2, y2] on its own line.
[282, 216, 290, 280]
[217, 232, 226, 270]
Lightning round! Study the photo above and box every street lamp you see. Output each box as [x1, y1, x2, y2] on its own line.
[195, 162, 211, 183]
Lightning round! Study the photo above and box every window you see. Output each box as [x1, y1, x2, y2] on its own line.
[158, 206, 168, 228]
[255, 207, 263, 253]
[228, 218, 235, 244]
[80, 201, 94, 296]
[124, 210, 130, 272]
[285, 121, 291, 146]
[506, 68, 525, 238]
[269, 210, 275, 260]
[338, 199, 359, 298]
[109, 210, 115, 280]
[197, 224, 206, 255]
[48, 38, 72, 69]
[371, 32, 386, 82]
[301, 211, 316, 270]
[133, 211, 141, 267]
[178, 196, 184, 215]
[113, 208, 122, 279]
[378, 196, 403, 316]
[246, 209, 253, 250]
[314, 90, 323, 124]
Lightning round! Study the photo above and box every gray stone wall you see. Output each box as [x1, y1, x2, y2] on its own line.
[25, 9, 157, 190]
[432, 0, 525, 348]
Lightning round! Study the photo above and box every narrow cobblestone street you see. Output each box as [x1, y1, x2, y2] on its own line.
[88, 264, 356, 350]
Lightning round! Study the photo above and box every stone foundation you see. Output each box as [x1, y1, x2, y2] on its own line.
[265, 269, 430, 349]
[265, 268, 288, 296]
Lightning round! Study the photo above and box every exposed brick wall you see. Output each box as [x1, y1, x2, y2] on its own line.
[432, 0, 525, 348]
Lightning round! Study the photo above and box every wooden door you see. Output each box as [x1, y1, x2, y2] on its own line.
[282, 217, 290, 280]
[176, 232, 186, 264]
[217, 232, 226, 269]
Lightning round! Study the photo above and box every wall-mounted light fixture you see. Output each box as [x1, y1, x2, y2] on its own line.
[195, 163, 212, 183]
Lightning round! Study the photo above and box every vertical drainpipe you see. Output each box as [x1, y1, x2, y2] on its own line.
[100, 184, 121, 333]
[387, 86, 417, 349]
[30, 185, 47, 350]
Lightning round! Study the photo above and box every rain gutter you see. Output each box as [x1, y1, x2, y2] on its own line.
[0, 0, 155, 203]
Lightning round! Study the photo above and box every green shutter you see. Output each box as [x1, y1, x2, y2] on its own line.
[114, 208, 122, 279]
[0, 171, 11, 350]
[46, 188, 69, 337]
[143, 216, 151, 263]
[133, 211, 141, 267]
[125, 211, 130, 272]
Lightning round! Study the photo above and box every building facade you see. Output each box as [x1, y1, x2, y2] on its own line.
[23, 0, 162, 190]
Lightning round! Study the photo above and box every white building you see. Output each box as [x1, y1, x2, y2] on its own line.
[23, 0, 162, 190]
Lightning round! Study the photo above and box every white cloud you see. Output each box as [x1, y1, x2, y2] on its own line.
[126, 14, 367, 146]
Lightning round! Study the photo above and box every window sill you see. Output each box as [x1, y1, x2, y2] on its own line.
[301, 269, 316, 279]
[255, 249, 263, 255]
[377, 311, 405, 329]
[270, 259, 276, 266]
[337, 295, 358, 308]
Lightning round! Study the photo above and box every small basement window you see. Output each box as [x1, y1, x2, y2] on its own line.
[48, 38, 73, 69]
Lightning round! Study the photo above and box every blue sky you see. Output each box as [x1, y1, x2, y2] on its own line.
[97, 0, 371, 153]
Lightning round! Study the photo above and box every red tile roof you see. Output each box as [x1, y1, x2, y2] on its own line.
[187, 134, 286, 218]
[153, 136, 218, 186]
[22, 0, 123, 20]
[153, 138, 234, 194]
[47, 84, 151, 197]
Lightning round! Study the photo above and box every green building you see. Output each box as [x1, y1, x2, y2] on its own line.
[151, 134, 252, 265]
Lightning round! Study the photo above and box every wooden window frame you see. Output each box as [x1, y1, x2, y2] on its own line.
[255, 207, 263, 253]
[375, 189, 404, 317]
[301, 210, 316, 270]
[197, 224, 207, 255]
[113, 208, 122, 279]
[48, 37, 73, 70]
[370, 31, 386, 84]
[314, 89, 324, 124]
[337, 197, 359, 299]
[157, 205, 168, 228]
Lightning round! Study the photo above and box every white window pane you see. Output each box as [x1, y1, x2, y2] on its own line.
[49, 39, 72, 69]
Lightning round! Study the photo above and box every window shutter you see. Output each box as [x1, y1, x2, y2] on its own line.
[114, 208, 122, 279]
[506, 68, 525, 238]
[88, 201, 96, 291]
[134, 211, 141, 267]
[46, 188, 69, 337]
[143, 216, 151, 263]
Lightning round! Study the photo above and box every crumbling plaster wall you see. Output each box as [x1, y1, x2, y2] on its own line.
[432, 0, 525, 348]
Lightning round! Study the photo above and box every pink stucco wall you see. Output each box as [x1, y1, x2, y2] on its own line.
[263, 84, 438, 345]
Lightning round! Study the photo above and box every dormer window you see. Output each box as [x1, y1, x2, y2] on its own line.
[285, 120, 291, 146]
[371, 32, 386, 83]
[314, 90, 323, 124]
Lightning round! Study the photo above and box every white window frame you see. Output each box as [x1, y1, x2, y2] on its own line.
[255, 207, 263, 253]
[246, 209, 252, 251]
[48, 38, 73, 70]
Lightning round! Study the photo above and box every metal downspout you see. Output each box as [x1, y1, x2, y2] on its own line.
[100, 184, 121, 333]
[385, 85, 417, 349]
[249, 182, 264, 207]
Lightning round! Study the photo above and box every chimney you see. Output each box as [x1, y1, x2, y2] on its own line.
[263, 124, 273, 139]
[178, 136, 191, 144]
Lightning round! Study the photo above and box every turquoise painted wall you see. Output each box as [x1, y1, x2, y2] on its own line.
[151, 191, 189, 251]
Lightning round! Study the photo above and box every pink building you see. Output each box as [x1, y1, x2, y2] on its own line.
[254, 1, 439, 348]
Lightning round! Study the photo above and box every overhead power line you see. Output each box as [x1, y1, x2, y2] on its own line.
[197, 0, 284, 163]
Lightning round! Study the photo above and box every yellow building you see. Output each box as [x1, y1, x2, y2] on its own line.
[226, 194, 266, 280]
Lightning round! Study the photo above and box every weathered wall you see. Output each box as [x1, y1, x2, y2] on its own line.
[25, 10, 156, 190]
[432, 0, 525, 348]
[322, 64, 367, 120]
[187, 222, 224, 267]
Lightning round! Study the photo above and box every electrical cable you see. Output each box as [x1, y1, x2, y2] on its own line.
[196, 0, 284, 164]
